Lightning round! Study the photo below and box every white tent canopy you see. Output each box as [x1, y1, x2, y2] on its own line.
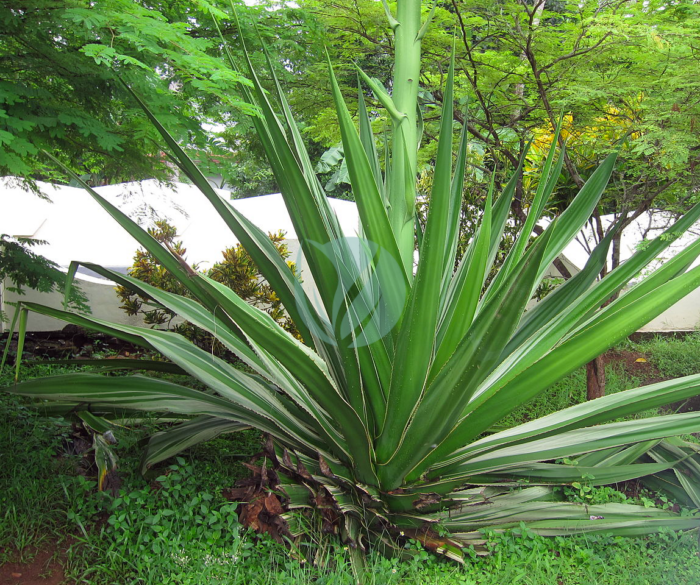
[1, 177, 360, 273]
[0, 177, 359, 331]
[3, 176, 700, 332]
[563, 212, 700, 277]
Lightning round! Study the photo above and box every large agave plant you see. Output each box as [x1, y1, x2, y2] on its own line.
[6, 0, 700, 562]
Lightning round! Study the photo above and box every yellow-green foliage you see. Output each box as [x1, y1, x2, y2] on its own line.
[117, 220, 300, 351]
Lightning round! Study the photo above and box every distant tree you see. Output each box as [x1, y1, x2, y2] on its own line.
[296, 0, 700, 398]
[297, 0, 700, 225]
[0, 234, 89, 323]
[1, 0, 231, 184]
[0, 0, 326, 195]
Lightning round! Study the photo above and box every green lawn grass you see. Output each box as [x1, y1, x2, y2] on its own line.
[2, 335, 700, 584]
[631, 333, 700, 379]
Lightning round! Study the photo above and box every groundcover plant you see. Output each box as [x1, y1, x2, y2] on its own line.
[6, 0, 700, 565]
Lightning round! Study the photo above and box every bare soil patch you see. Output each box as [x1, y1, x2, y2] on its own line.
[601, 348, 700, 413]
[600, 349, 665, 386]
[0, 543, 72, 585]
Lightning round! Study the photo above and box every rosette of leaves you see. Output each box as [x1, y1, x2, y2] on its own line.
[6, 0, 700, 567]
[116, 220, 300, 350]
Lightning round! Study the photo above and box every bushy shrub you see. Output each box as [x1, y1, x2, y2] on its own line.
[116, 220, 301, 351]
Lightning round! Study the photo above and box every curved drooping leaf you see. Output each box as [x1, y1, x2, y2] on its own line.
[141, 416, 250, 473]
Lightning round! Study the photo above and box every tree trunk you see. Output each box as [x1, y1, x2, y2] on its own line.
[586, 354, 606, 400]
[511, 0, 546, 123]
[585, 225, 624, 399]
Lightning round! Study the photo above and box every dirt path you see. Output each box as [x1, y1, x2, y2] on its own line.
[0, 545, 73, 585]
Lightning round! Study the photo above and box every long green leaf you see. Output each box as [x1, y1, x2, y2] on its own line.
[442, 108, 471, 284]
[492, 124, 563, 285]
[38, 358, 187, 375]
[439, 373, 700, 475]
[356, 67, 407, 124]
[470, 226, 700, 425]
[467, 460, 682, 486]
[445, 412, 700, 478]
[191, 274, 378, 482]
[141, 416, 250, 472]
[119, 82, 318, 345]
[328, 57, 413, 428]
[389, 229, 554, 486]
[483, 152, 616, 305]
[432, 188, 492, 374]
[357, 79, 385, 204]
[98, 255, 348, 456]
[507, 223, 619, 352]
[422, 263, 700, 475]
[376, 52, 457, 468]
[12, 302, 324, 454]
[43, 152, 214, 307]
[329, 56, 407, 284]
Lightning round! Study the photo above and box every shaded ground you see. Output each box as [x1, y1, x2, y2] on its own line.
[0, 544, 70, 585]
[602, 347, 700, 413]
[0, 327, 141, 362]
[600, 348, 665, 385]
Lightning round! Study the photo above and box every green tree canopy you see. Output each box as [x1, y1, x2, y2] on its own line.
[0, 0, 325, 194]
[297, 0, 700, 234]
